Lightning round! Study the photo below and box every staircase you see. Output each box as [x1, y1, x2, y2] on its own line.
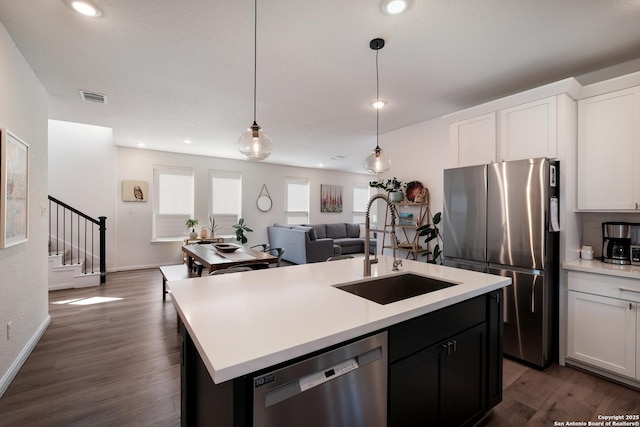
[48, 251, 100, 290]
[48, 196, 106, 290]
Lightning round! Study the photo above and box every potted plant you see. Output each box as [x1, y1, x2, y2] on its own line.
[417, 211, 442, 264]
[232, 218, 253, 244]
[185, 218, 199, 239]
[209, 216, 219, 238]
[369, 177, 405, 202]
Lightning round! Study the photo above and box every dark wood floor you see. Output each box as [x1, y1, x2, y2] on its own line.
[0, 268, 639, 426]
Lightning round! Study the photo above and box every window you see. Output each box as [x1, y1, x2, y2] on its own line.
[153, 166, 194, 240]
[209, 170, 242, 236]
[352, 182, 373, 224]
[285, 177, 309, 224]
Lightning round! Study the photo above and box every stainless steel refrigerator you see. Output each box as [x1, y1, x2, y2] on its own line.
[443, 158, 559, 368]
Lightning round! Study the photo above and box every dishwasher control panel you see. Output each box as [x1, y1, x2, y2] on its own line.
[299, 358, 358, 392]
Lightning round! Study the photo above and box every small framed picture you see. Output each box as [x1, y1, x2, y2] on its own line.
[1, 129, 29, 248]
[122, 180, 148, 202]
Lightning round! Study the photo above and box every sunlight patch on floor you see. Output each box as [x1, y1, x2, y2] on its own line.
[52, 297, 123, 305]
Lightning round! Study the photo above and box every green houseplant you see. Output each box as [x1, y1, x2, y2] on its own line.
[185, 218, 199, 239]
[416, 211, 442, 264]
[232, 218, 253, 244]
[369, 177, 404, 202]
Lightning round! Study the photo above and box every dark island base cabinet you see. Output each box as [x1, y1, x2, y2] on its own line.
[181, 290, 503, 427]
[388, 290, 503, 427]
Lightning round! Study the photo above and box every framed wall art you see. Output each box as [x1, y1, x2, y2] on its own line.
[122, 180, 148, 202]
[320, 184, 343, 213]
[0, 129, 29, 248]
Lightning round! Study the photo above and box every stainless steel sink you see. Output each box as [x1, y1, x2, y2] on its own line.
[335, 273, 458, 305]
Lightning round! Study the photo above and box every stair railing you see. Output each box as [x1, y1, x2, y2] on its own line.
[48, 196, 107, 284]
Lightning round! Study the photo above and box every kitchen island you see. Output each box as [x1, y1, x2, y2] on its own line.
[169, 256, 511, 427]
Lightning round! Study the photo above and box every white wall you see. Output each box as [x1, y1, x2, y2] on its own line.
[48, 120, 118, 271]
[381, 118, 449, 214]
[0, 23, 50, 396]
[116, 147, 374, 269]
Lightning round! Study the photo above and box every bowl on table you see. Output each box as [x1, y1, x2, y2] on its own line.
[213, 243, 241, 253]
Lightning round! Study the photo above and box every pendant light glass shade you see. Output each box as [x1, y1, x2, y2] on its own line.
[238, 0, 272, 160]
[238, 121, 273, 161]
[365, 146, 391, 173]
[365, 38, 390, 174]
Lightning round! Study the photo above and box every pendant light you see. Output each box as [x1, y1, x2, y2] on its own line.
[365, 38, 391, 174]
[238, 0, 273, 161]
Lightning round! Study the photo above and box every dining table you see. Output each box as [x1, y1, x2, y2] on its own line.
[182, 243, 278, 275]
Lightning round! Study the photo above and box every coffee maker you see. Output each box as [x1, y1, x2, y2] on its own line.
[602, 222, 631, 264]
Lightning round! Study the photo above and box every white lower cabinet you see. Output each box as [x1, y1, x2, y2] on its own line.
[567, 291, 636, 378]
[567, 270, 640, 382]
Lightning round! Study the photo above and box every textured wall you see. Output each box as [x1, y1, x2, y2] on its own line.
[0, 23, 49, 394]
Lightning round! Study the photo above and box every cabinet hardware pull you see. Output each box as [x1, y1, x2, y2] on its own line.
[452, 340, 457, 353]
[619, 287, 640, 295]
[441, 341, 456, 355]
[491, 293, 500, 304]
[630, 303, 633, 310]
[442, 343, 451, 355]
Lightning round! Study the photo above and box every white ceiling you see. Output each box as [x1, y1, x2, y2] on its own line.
[1, 0, 640, 173]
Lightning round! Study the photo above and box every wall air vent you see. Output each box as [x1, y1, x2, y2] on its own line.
[79, 90, 107, 104]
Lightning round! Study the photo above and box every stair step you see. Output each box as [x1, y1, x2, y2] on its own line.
[48, 255, 100, 290]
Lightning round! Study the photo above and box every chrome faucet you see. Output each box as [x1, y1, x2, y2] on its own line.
[364, 193, 402, 276]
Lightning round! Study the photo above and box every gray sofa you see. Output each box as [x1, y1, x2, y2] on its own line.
[267, 223, 376, 265]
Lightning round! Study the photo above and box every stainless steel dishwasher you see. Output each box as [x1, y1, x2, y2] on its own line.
[253, 331, 387, 427]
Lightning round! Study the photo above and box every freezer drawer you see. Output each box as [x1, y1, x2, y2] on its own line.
[489, 266, 553, 368]
[253, 332, 388, 427]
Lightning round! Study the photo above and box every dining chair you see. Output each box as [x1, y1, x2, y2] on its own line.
[209, 266, 254, 275]
[326, 255, 354, 261]
[250, 243, 270, 251]
[264, 247, 285, 267]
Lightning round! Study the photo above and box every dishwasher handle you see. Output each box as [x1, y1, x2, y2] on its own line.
[263, 346, 383, 408]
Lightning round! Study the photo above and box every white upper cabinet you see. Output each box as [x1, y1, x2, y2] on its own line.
[450, 112, 496, 167]
[449, 96, 563, 167]
[499, 96, 557, 161]
[577, 86, 640, 210]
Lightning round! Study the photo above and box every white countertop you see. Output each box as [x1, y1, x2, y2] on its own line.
[168, 256, 510, 384]
[563, 258, 640, 280]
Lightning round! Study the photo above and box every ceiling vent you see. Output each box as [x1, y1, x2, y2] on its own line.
[79, 90, 107, 104]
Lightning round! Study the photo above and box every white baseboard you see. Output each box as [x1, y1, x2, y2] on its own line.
[0, 315, 51, 398]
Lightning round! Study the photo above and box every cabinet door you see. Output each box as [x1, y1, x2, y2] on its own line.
[567, 291, 636, 378]
[389, 324, 487, 427]
[450, 112, 496, 167]
[442, 324, 487, 427]
[577, 87, 640, 210]
[389, 341, 443, 426]
[499, 96, 557, 161]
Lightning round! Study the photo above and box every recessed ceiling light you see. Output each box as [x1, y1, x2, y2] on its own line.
[137, 142, 146, 148]
[68, 1, 102, 17]
[382, 0, 408, 15]
[372, 100, 386, 109]
[183, 139, 192, 144]
[318, 163, 324, 168]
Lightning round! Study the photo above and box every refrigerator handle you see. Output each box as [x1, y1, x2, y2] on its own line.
[531, 281, 536, 314]
[503, 287, 508, 323]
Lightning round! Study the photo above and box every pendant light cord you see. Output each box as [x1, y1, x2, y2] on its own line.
[253, 0, 258, 124]
[375, 47, 380, 150]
